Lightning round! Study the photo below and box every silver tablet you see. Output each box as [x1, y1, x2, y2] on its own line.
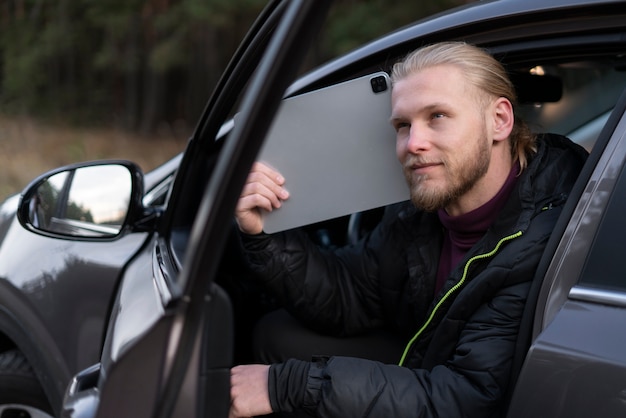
[258, 72, 408, 233]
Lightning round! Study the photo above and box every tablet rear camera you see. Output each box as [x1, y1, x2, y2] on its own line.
[370, 75, 388, 93]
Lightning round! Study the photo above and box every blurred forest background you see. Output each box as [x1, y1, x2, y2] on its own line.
[0, 0, 471, 199]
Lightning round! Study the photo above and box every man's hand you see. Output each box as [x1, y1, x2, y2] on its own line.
[229, 364, 273, 418]
[235, 162, 289, 235]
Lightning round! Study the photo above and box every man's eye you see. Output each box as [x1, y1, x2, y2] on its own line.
[394, 122, 409, 132]
[431, 113, 445, 119]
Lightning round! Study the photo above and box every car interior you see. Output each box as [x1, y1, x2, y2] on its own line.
[205, 46, 626, 367]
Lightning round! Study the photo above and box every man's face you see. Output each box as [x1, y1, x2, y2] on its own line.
[390, 64, 492, 213]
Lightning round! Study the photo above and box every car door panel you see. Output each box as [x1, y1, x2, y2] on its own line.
[62, 2, 332, 417]
[510, 300, 626, 417]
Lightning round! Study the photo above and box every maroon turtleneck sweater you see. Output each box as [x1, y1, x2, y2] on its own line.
[434, 162, 520, 295]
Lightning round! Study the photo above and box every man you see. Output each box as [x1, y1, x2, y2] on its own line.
[229, 42, 588, 417]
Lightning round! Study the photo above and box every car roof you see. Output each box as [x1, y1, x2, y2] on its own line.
[287, 0, 626, 96]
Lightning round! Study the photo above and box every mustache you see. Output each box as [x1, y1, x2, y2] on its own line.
[403, 156, 444, 170]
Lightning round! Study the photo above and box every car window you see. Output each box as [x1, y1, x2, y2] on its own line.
[165, 0, 299, 278]
[143, 174, 174, 207]
[577, 161, 626, 291]
[518, 62, 626, 151]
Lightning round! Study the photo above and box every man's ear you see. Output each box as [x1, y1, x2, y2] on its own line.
[492, 97, 514, 142]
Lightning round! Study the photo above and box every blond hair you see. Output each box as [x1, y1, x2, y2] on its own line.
[391, 42, 536, 169]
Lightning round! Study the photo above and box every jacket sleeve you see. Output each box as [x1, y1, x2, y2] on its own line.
[268, 280, 529, 418]
[240, 205, 407, 336]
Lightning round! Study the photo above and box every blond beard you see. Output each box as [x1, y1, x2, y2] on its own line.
[404, 135, 491, 212]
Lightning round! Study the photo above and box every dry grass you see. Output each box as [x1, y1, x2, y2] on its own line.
[0, 115, 189, 201]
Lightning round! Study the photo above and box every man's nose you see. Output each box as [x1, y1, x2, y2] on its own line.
[406, 126, 431, 153]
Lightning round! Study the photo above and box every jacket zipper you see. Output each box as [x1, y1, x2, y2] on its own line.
[398, 230, 523, 366]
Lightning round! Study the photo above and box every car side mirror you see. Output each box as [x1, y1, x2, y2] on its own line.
[17, 161, 144, 239]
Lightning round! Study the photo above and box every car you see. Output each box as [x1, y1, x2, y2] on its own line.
[0, 148, 182, 417]
[1, 0, 626, 416]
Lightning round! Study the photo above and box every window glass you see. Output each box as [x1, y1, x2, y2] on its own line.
[579, 163, 626, 291]
[518, 63, 626, 151]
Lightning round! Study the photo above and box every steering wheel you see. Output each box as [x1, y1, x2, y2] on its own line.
[346, 207, 386, 245]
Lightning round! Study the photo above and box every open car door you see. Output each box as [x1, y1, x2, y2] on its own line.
[62, 1, 332, 417]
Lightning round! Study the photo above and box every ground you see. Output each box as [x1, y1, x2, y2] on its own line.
[0, 115, 189, 201]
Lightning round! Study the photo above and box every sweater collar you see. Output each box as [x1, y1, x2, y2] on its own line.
[437, 162, 521, 248]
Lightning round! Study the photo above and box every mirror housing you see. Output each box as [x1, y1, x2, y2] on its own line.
[17, 161, 146, 240]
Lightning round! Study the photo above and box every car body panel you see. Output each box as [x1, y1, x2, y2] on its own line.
[0, 213, 149, 411]
[510, 300, 626, 417]
[0, 154, 178, 413]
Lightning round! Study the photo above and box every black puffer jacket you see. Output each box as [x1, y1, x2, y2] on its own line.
[241, 134, 588, 417]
